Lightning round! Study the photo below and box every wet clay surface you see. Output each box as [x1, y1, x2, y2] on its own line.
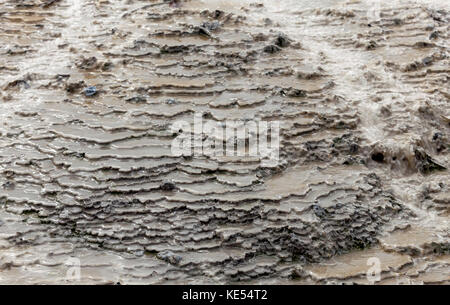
[0, 0, 449, 284]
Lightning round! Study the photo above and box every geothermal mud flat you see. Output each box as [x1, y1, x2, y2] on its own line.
[0, 0, 449, 284]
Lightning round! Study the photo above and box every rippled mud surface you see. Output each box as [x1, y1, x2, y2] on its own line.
[0, 0, 449, 284]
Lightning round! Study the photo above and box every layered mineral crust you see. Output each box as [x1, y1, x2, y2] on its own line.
[0, 0, 449, 284]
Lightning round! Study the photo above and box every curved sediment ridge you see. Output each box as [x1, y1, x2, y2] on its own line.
[0, 0, 449, 284]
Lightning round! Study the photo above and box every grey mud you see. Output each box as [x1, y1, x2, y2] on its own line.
[0, 0, 448, 284]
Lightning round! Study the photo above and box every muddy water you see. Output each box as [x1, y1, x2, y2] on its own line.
[0, 0, 449, 284]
